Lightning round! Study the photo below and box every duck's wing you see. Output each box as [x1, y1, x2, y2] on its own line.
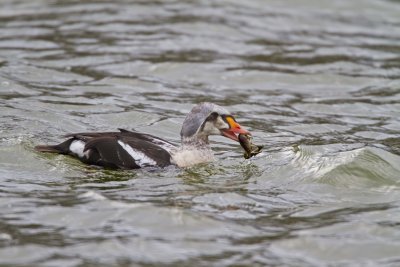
[36, 129, 176, 169]
[118, 129, 177, 154]
[65, 129, 177, 154]
[83, 135, 171, 169]
[83, 134, 173, 169]
[81, 136, 140, 169]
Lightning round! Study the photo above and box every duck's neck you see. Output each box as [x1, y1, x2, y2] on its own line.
[181, 135, 210, 149]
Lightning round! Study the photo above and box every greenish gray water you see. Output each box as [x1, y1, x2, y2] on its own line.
[1, 0, 400, 266]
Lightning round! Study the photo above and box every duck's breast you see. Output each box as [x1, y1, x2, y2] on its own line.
[171, 147, 214, 168]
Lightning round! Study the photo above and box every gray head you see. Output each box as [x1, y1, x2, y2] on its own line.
[180, 102, 249, 145]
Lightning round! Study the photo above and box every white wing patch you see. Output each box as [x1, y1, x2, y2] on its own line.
[117, 140, 157, 167]
[148, 137, 176, 153]
[69, 140, 86, 158]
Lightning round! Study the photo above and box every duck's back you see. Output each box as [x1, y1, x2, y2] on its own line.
[35, 129, 176, 169]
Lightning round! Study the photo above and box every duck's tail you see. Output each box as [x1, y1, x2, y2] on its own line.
[35, 145, 62, 153]
[35, 138, 75, 154]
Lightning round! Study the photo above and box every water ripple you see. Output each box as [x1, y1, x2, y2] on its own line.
[1, 0, 400, 266]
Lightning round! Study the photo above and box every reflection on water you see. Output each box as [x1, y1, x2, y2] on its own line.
[1, 0, 400, 266]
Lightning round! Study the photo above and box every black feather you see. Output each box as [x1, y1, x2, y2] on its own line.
[36, 129, 175, 169]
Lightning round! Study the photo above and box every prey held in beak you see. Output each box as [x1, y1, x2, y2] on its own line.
[238, 134, 263, 159]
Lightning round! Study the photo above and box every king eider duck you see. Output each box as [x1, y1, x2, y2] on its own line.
[35, 102, 250, 169]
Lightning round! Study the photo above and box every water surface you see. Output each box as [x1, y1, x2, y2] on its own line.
[1, 0, 400, 266]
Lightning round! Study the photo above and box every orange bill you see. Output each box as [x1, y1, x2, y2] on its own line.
[221, 116, 250, 141]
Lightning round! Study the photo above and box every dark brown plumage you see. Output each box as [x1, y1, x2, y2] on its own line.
[35, 129, 173, 169]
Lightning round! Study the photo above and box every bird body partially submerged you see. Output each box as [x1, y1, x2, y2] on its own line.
[35, 129, 174, 169]
[35, 102, 251, 169]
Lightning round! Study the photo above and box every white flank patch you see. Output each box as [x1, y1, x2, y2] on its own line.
[149, 137, 176, 153]
[69, 140, 85, 158]
[117, 140, 157, 167]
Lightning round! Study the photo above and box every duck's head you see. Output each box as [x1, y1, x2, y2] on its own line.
[180, 102, 250, 145]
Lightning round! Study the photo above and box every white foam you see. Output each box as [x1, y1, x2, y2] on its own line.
[80, 190, 107, 200]
[69, 140, 85, 158]
[117, 140, 157, 167]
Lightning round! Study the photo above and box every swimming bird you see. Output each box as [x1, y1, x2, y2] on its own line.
[35, 102, 250, 169]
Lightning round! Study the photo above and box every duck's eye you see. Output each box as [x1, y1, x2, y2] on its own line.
[206, 112, 219, 121]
